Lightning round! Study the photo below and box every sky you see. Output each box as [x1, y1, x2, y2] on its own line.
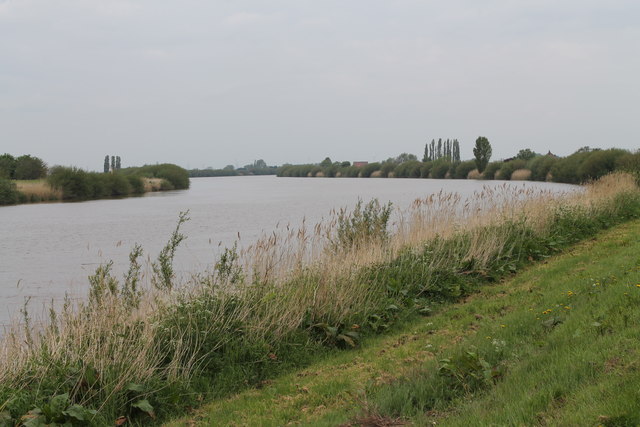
[1, 0, 639, 171]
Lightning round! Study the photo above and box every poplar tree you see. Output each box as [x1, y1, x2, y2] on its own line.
[104, 155, 110, 173]
[116, 156, 121, 170]
[473, 136, 492, 173]
[111, 156, 116, 172]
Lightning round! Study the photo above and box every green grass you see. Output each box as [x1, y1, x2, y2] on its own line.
[167, 219, 640, 426]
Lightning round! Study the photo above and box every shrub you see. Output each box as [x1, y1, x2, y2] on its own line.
[48, 167, 92, 200]
[361, 163, 382, 178]
[431, 160, 451, 179]
[0, 178, 20, 205]
[420, 162, 433, 178]
[394, 161, 422, 178]
[126, 164, 190, 189]
[453, 161, 476, 179]
[0, 154, 17, 179]
[380, 162, 396, 178]
[529, 155, 559, 181]
[497, 159, 527, 181]
[577, 148, 628, 182]
[482, 162, 502, 180]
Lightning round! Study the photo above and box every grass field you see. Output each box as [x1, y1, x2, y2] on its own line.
[167, 219, 640, 426]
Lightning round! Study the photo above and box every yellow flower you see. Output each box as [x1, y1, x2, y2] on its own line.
[564, 306, 571, 310]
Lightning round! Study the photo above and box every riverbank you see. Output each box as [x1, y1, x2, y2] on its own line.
[0, 173, 638, 425]
[0, 163, 190, 206]
[170, 218, 640, 426]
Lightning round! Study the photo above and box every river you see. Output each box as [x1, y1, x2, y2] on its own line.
[0, 176, 578, 327]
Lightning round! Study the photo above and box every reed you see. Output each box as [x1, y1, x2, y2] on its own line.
[0, 173, 638, 424]
[15, 179, 62, 202]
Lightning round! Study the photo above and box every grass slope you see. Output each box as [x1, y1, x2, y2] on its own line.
[167, 219, 640, 426]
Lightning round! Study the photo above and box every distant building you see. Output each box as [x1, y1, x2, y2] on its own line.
[353, 161, 369, 168]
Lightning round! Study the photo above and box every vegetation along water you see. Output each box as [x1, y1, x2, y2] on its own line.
[0, 171, 639, 425]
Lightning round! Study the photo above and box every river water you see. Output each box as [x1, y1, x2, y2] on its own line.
[0, 176, 577, 327]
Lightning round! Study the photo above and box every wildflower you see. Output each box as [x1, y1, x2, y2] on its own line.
[636, 284, 640, 288]
[564, 306, 571, 310]
[500, 324, 506, 328]
[567, 291, 574, 296]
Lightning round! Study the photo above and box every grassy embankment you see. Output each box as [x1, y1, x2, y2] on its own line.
[0, 174, 639, 425]
[171, 217, 640, 426]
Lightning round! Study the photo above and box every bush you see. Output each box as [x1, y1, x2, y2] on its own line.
[577, 149, 628, 182]
[361, 163, 382, 178]
[124, 164, 190, 189]
[454, 161, 476, 179]
[0, 178, 20, 205]
[529, 155, 559, 181]
[482, 162, 502, 180]
[551, 150, 592, 184]
[431, 160, 451, 179]
[127, 175, 145, 194]
[420, 162, 433, 178]
[48, 167, 92, 200]
[394, 161, 422, 178]
[380, 162, 396, 178]
[497, 159, 527, 181]
[0, 154, 17, 179]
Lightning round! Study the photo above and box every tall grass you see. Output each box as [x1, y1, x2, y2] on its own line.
[0, 173, 638, 424]
[16, 180, 63, 202]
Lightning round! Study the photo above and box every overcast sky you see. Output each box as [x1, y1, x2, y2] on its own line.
[1, 1, 639, 171]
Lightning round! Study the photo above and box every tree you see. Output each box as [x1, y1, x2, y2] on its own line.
[111, 156, 116, 172]
[104, 155, 110, 173]
[320, 157, 332, 167]
[395, 153, 418, 164]
[253, 159, 267, 169]
[223, 164, 235, 171]
[516, 149, 536, 161]
[423, 142, 429, 162]
[14, 155, 47, 180]
[473, 136, 492, 173]
[453, 139, 461, 163]
[115, 156, 121, 170]
[0, 153, 17, 179]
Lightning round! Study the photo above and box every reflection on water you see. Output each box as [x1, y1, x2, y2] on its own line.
[0, 176, 578, 326]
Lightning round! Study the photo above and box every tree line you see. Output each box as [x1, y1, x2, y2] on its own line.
[277, 137, 639, 185]
[189, 159, 278, 177]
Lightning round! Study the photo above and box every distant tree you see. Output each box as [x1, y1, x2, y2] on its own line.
[320, 157, 332, 167]
[115, 156, 121, 170]
[453, 139, 461, 163]
[111, 156, 116, 172]
[437, 138, 442, 159]
[14, 155, 47, 180]
[0, 153, 17, 179]
[473, 136, 492, 173]
[253, 159, 267, 169]
[104, 155, 110, 173]
[423, 142, 429, 162]
[223, 164, 235, 171]
[395, 153, 418, 164]
[430, 139, 436, 161]
[341, 161, 351, 168]
[516, 149, 537, 161]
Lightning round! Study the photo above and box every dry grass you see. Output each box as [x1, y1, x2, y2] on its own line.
[15, 180, 62, 201]
[511, 169, 532, 181]
[0, 173, 637, 419]
[143, 178, 164, 192]
[467, 169, 482, 180]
